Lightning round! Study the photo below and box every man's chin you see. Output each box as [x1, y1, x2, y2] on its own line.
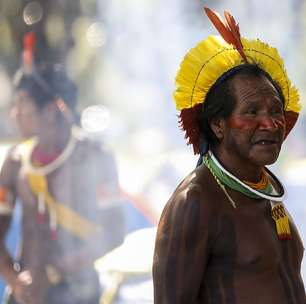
[251, 150, 280, 166]
[261, 157, 278, 166]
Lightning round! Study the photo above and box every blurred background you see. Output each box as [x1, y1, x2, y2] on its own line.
[0, 0, 305, 302]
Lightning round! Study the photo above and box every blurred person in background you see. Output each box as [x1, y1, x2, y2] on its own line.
[0, 36, 125, 303]
[153, 8, 305, 304]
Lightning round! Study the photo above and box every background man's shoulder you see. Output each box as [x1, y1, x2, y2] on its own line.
[73, 127, 113, 156]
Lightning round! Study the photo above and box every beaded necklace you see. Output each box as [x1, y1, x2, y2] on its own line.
[202, 151, 291, 240]
[244, 170, 269, 189]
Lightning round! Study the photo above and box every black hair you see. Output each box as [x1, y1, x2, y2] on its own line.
[14, 64, 78, 110]
[198, 63, 285, 148]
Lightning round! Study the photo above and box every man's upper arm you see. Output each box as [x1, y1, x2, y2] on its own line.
[0, 149, 19, 244]
[153, 186, 212, 304]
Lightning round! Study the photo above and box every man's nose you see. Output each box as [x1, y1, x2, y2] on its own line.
[258, 115, 279, 130]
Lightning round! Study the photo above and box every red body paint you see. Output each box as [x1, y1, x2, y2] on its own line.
[229, 116, 285, 131]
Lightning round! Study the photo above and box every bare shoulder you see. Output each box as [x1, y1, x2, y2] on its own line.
[0, 143, 23, 187]
[72, 127, 117, 181]
[169, 164, 222, 209]
[155, 164, 224, 258]
[160, 164, 223, 228]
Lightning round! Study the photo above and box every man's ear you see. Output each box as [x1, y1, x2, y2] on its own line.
[210, 117, 226, 141]
[56, 98, 74, 123]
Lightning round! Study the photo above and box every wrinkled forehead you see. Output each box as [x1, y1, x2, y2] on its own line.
[230, 73, 283, 105]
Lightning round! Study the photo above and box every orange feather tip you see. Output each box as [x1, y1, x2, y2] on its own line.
[204, 7, 233, 44]
[203, 7, 248, 63]
[23, 32, 36, 71]
[23, 32, 36, 50]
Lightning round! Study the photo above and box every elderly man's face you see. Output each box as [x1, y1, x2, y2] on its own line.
[221, 74, 286, 167]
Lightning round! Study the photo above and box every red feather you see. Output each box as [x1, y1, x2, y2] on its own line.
[204, 7, 247, 63]
[179, 104, 202, 155]
[23, 32, 36, 71]
[284, 111, 298, 139]
[224, 11, 247, 62]
[204, 7, 233, 45]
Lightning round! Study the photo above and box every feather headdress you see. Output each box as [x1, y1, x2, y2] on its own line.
[13, 31, 53, 97]
[174, 7, 301, 154]
[204, 7, 247, 62]
[22, 31, 36, 73]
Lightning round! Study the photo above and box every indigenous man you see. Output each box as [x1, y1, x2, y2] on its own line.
[153, 8, 305, 304]
[0, 62, 125, 304]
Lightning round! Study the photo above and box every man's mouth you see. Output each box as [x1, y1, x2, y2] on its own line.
[254, 139, 278, 145]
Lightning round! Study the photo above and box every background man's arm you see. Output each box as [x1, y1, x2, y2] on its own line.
[153, 186, 212, 304]
[0, 149, 33, 304]
[0, 151, 19, 287]
[0, 216, 18, 287]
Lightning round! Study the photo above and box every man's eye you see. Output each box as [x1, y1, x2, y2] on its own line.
[245, 108, 257, 115]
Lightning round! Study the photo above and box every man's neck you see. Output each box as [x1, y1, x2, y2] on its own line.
[211, 147, 263, 183]
[36, 121, 72, 155]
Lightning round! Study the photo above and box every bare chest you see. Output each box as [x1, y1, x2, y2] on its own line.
[211, 199, 304, 274]
[17, 156, 100, 210]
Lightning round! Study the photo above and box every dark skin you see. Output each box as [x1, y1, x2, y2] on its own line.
[153, 74, 305, 303]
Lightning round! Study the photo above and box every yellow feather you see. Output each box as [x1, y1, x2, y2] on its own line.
[174, 35, 301, 115]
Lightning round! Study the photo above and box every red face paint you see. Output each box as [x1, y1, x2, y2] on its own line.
[229, 116, 258, 130]
[274, 117, 286, 129]
[229, 115, 285, 131]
